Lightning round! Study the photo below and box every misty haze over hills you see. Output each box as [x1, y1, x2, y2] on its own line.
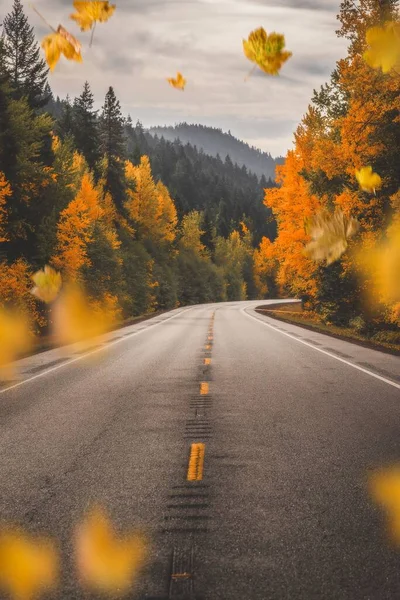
[148, 123, 284, 180]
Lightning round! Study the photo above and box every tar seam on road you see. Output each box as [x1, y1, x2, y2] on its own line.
[0, 307, 193, 396]
[242, 307, 400, 390]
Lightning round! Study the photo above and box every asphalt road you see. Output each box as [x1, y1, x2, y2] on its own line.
[1, 300, 400, 599]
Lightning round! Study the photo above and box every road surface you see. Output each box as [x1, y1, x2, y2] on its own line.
[1, 300, 400, 599]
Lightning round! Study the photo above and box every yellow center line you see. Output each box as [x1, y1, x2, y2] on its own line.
[204, 358, 211, 365]
[208, 335, 213, 341]
[200, 382, 209, 395]
[187, 443, 205, 481]
[205, 344, 211, 350]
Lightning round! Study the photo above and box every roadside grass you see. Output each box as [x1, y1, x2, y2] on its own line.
[256, 303, 400, 357]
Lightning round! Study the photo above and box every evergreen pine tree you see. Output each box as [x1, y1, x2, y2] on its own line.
[73, 81, 100, 172]
[99, 86, 126, 209]
[58, 96, 75, 139]
[3, 0, 49, 108]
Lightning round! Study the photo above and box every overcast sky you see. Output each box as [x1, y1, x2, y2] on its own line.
[1, 0, 347, 156]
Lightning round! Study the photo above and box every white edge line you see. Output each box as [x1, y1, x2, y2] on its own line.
[242, 307, 400, 391]
[0, 307, 193, 395]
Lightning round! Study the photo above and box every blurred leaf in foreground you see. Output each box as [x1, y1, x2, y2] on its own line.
[0, 528, 58, 600]
[304, 207, 359, 265]
[243, 27, 292, 76]
[363, 22, 400, 74]
[51, 284, 119, 350]
[31, 266, 62, 304]
[370, 466, 400, 543]
[356, 217, 400, 321]
[0, 308, 33, 380]
[75, 507, 147, 595]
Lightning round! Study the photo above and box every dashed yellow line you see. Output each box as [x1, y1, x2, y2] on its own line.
[205, 344, 211, 351]
[208, 335, 213, 341]
[200, 382, 209, 395]
[204, 358, 211, 365]
[187, 443, 205, 481]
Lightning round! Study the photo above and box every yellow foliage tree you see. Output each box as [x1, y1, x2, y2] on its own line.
[179, 211, 206, 257]
[125, 157, 177, 243]
[253, 236, 275, 297]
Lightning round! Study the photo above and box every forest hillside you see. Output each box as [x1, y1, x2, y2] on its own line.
[149, 123, 282, 179]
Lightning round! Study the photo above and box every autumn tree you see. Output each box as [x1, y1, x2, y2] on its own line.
[214, 226, 252, 301]
[253, 236, 276, 297]
[264, 0, 400, 327]
[52, 172, 104, 280]
[0, 258, 44, 330]
[179, 211, 206, 256]
[125, 156, 177, 243]
[0, 173, 11, 243]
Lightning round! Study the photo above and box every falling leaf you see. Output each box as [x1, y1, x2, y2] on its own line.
[0, 308, 33, 380]
[356, 217, 400, 315]
[0, 528, 58, 600]
[304, 207, 359, 265]
[363, 22, 400, 74]
[167, 72, 186, 90]
[51, 284, 119, 350]
[31, 266, 62, 304]
[42, 25, 82, 71]
[70, 1, 116, 31]
[369, 466, 400, 543]
[355, 166, 382, 193]
[75, 507, 147, 594]
[243, 27, 292, 76]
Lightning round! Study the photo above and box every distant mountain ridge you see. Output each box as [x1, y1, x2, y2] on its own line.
[148, 123, 283, 180]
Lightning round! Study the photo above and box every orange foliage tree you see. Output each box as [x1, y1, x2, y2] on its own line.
[264, 0, 400, 325]
[264, 151, 321, 299]
[0, 172, 11, 243]
[52, 172, 104, 280]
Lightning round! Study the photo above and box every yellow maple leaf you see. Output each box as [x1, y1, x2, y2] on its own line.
[167, 72, 186, 90]
[355, 166, 382, 193]
[75, 507, 147, 594]
[41, 25, 82, 71]
[304, 207, 359, 265]
[0, 528, 58, 600]
[243, 27, 292, 76]
[31, 265, 62, 304]
[0, 308, 33, 380]
[363, 22, 400, 74]
[369, 466, 400, 543]
[70, 1, 116, 31]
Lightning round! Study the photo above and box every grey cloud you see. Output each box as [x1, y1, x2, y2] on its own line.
[1, 0, 347, 155]
[243, 0, 340, 10]
[56, 0, 202, 15]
